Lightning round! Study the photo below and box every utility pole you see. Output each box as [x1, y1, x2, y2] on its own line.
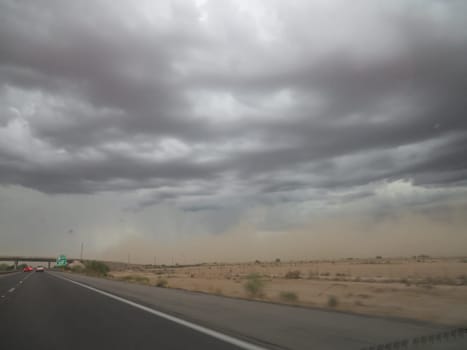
[153, 255, 157, 266]
[80, 242, 84, 261]
[127, 253, 130, 267]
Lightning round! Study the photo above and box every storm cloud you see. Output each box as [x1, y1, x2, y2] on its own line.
[1, 1, 467, 260]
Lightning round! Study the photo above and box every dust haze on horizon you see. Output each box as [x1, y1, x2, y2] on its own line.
[1, 1, 467, 263]
[100, 215, 467, 265]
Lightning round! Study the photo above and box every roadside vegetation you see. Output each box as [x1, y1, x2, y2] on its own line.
[327, 295, 339, 308]
[284, 270, 301, 279]
[0, 263, 14, 271]
[0, 263, 16, 274]
[67, 260, 110, 277]
[117, 275, 150, 284]
[156, 278, 168, 287]
[56, 256, 467, 325]
[244, 273, 266, 298]
[83, 260, 110, 276]
[279, 291, 299, 302]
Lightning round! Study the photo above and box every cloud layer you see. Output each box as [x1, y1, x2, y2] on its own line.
[1, 1, 467, 259]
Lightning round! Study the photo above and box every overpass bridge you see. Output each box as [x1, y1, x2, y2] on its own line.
[0, 256, 76, 269]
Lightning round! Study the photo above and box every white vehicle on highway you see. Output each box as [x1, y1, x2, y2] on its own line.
[35, 266, 45, 272]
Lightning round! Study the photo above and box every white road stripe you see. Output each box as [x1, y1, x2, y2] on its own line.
[21, 272, 34, 283]
[0, 272, 33, 297]
[51, 273, 269, 350]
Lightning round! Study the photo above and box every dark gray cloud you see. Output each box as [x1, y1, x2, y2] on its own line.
[1, 0, 466, 211]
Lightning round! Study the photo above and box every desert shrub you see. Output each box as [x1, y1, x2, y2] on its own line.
[275, 258, 281, 263]
[285, 270, 301, 279]
[279, 291, 298, 302]
[417, 276, 456, 286]
[439, 277, 455, 285]
[156, 278, 168, 287]
[244, 273, 265, 297]
[327, 295, 339, 307]
[0, 263, 13, 271]
[400, 278, 411, 286]
[357, 294, 371, 299]
[71, 265, 84, 273]
[320, 272, 330, 277]
[119, 275, 150, 284]
[84, 260, 110, 276]
[420, 283, 433, 289]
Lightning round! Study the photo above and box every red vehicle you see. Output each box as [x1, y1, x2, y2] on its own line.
[23, 266, 33, 272]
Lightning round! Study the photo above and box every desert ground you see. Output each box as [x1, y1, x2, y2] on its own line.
[106, 256, 467, 326]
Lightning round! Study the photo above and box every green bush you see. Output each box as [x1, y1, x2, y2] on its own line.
[327, 295, 339, 307]
[244, 273, 265, 297]
[279, 291, 298, 302]
[119, 275, 150, 284]
[156, 278, 168, 287]
[84, 260, 110, 276]
[0, 263, 13, 271]
[71, 265, 84, 273]
[285, 270, 301, 279]
[457, 274, 467, 285]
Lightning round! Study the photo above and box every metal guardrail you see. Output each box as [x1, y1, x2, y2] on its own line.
[360, 328, 467, 350]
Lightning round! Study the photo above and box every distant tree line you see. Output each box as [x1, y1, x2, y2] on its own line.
[0, 263, 15, 271]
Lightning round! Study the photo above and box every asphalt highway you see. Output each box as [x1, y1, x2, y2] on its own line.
[1, 271, 465, 350]
[0, 271, 258, 350]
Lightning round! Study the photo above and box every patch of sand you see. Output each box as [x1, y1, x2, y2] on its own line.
[109, 257, 467, 325]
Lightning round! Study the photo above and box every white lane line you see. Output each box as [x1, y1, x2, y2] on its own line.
[0, 273, 33, 301]
[51, 273, 269, 350]
[20, 272, 33, 283]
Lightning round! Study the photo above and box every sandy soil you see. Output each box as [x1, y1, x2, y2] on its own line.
[109, 257, 467, 326]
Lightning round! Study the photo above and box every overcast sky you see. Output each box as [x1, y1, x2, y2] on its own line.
[1, 0, 466, 263]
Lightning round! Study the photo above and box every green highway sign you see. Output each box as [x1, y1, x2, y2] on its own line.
[56, 254, 67, 267]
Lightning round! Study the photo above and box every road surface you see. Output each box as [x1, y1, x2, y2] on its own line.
[0, 271, 465, 349]
[0, 271, 253, 350]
